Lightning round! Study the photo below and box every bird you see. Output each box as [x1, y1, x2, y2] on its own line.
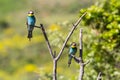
[26, 10, 36, 41]
[68, 42, 77, 67]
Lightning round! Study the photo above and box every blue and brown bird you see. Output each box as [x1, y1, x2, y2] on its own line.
[68, 42, 77, 67]
[26, 10, 36, 41]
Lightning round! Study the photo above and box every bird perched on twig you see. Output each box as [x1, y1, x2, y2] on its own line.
[68, 42, 77, 67]
[26, 10, 36, 41]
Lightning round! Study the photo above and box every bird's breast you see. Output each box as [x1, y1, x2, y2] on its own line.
[27, 17, 35, 25]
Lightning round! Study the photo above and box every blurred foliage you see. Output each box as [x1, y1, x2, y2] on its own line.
[0, 0, 27, 14]
[79, 0, 120, 80]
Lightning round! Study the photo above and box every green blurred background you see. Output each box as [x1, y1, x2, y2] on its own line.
[0, 0, 120, 80]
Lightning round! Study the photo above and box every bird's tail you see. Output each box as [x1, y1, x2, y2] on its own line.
[28, 31, 32, 41]
[68, 56, 72, 67]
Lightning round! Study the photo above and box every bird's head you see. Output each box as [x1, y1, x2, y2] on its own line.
[28, 10, 34, 16]
[71, 42, 77, 48]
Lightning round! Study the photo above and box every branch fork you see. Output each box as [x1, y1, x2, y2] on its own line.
[35, 12, 87, 80]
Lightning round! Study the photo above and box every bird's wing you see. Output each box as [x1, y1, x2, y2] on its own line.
[33, 16, 36, 23]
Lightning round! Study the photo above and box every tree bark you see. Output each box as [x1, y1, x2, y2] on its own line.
[79, 62, 84, 80]
[53, 59, 57, 80]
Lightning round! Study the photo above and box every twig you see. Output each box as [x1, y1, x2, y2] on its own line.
[40, 24, 54, 59]
[34, 25, 42, 28]
[71, 54, 90, 65]
[71, 54, 80, 63]
[84, 60, 90, 65]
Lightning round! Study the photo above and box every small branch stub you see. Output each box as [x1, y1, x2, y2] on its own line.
[97, 72, 102, 80]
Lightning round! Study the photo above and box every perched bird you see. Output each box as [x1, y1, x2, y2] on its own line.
[26, 10, 36, 41]
[68, 42, 77, 67]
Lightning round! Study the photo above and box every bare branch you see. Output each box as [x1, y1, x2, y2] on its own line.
[79, 28, 83, 58]
[97, 72, 102, 80]
[79, 29, 83, 50]
[40, 24, 54, 59]
[71, 54, 80, 63]
[56, 12, 87, 61]
[71, 54, 90, 66]
[79, 28, 84, 80]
